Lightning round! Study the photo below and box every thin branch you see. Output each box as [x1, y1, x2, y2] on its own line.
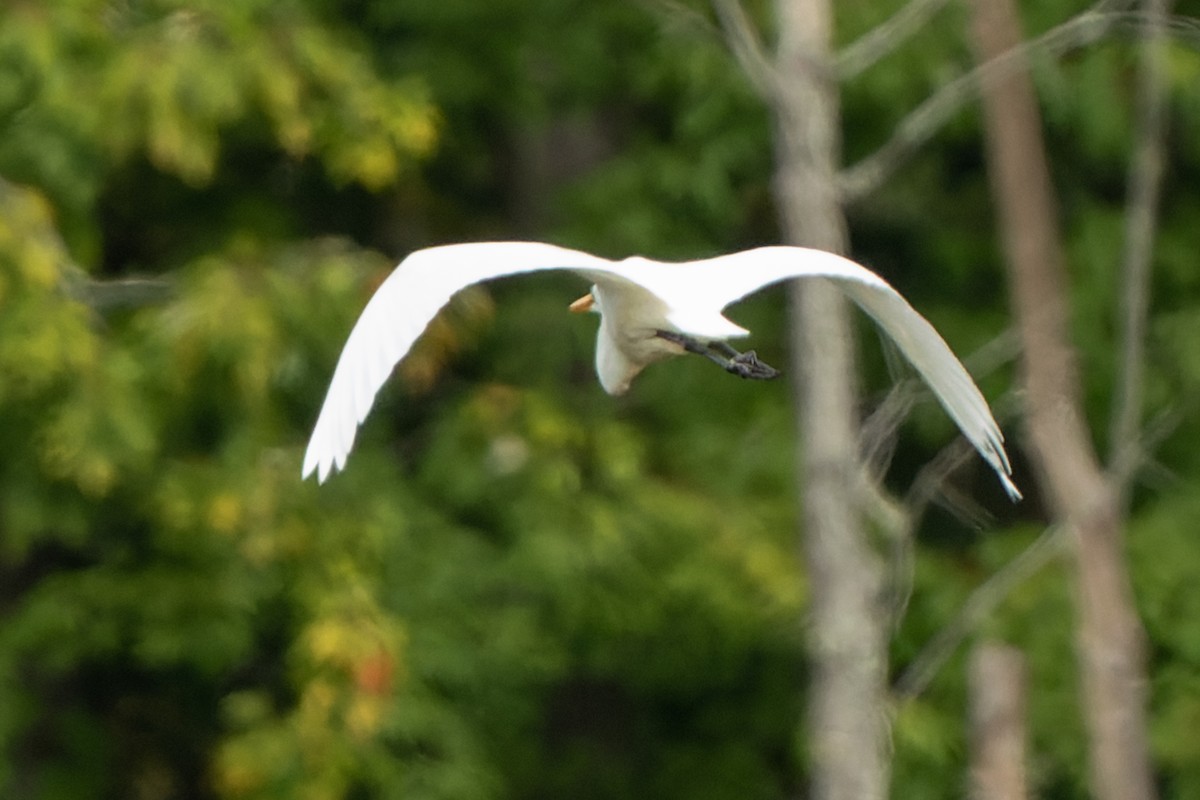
[857, 330, 1021, 629]
[710, 0, 779, 98]
[838, 2, 1191, 202]
[860, 328, 1020, 483]
[65, 273, 175, 311]
[893, 524, 1067, 700]
[910, 436, 998, 526]
[864, 387, 1023, 634]
[640, 0, 779, 97]
[1109, 401, 1190, 492]
[865, 435, 980, 632]
[637, 0, 721, 38]
[856, 464, 916, 629]
[860, 376, 916, 486]
[1109, 0, 1173, 503]
[860, 330, 1021, 627]
[837, 0, 954, 80]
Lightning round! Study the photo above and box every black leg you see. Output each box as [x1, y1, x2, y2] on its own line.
[655, 331, 781, 381]
[656, 330, 734, 368]
[708, 340, 742, 359]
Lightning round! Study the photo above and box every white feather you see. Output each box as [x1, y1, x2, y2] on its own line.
[302, 241, 1020, 500]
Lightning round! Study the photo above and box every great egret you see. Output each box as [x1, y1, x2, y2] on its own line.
[302, 241, 1020, 500]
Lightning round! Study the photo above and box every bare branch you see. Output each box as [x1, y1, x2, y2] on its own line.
[912, 435, 999, 526]
[711, 0, 778, 98]
[860, 331, 1021, 627]
[893, 525, 1067, 700]
[1109, 401, 1190, 492]
[866, 387, 1021, 638]
[839, 2, 1164, 202]
[65, 272, 175, 312]
[640, 0, 780, 98]
[837, 0, 954, 80]
[637, 0, 721, 38]
[1108, 0, 1173, 502]
[0, 178, 175, 313]
[858, 331, 1021, 633]
[861, 328, 1020, 488]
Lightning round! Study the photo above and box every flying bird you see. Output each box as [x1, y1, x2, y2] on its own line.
[302, 241, 1020, 499]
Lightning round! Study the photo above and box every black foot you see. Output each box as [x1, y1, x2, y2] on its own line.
[726, 349, 781, 380]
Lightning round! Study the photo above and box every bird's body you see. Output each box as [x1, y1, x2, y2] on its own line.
[302, 241, 1020, 500]
[579, 264, 741, 393]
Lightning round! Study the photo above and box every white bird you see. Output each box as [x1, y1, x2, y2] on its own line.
[302, 241, 1020, 500]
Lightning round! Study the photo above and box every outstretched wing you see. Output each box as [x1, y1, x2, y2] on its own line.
[303, 242, 619, 482]
[677, 246, 1021, 500]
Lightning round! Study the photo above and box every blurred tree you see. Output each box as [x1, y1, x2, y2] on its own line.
[766, 0, 890, 798]
[969, 643, 1028, 800]
[970, 0, 1158, 797]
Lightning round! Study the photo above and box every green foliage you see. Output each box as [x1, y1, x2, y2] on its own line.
[0, 0, 435, 257]
[1132, 492, 1200, 796]
[2, 0, 1200, 798]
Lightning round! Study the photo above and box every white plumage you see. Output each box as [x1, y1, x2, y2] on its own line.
[302, 241, 1020, 500]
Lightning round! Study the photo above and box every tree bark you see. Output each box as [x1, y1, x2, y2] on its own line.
[968, 2, 1156, 799]
[772, 2, 888, 799]
[969, 643, 1028, 800]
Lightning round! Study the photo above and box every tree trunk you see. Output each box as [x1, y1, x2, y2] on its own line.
[968, 2, 1156, 799]
[969, 643, 1028, 800]
[772, 2, 889, 798]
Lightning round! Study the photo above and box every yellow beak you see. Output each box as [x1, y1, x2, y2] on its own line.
[568, 293, 595, 313]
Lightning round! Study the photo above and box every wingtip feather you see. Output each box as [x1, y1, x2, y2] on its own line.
[1001, 474, 1023, 502]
